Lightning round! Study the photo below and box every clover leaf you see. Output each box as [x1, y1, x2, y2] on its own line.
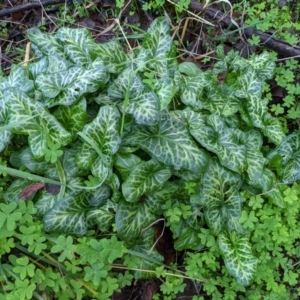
[43, 141, 63, 164]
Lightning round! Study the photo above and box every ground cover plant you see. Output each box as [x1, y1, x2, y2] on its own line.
[1, 5, 300, 300]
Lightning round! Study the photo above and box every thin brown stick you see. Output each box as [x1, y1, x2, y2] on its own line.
[0, 0, 67, 18]
[189, 0, 300, 59]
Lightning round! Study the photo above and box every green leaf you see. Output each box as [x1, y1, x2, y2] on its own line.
[8, 90, 72, 158]
[128, 228, 164, 279]
[84, 263, 107, 286]
[99, 236, 125, 263]
[0, 98, 12, 152]
[201, 161, 244, 235]
[155, 76, 176, 110]
[94, 40, 127, 73]
[218, 232, 258, 286]
[43, 193, 92, 235]
[190, 115, 247, 173]
[56, 27, 96, 66]
[13, 257, 36, 280]
[51, 235, 77, 262]
[108, 68, 159, 125]
[0, 165, 62, 186]
[122, 160, 172, 202]
[53, 98, 87, 139]
[115, 198, 158, 242]
[86, 200, 116, 232]
[174, 224, 204, 251]
[27, 27, 64, 56]
[0, 64, 34, 94]
[239, 210, 258, 229]
[267, 131, 300, 183]
[0, 203, 22, 231]
[114, 152, 142, 181]
[76, 105, 121, 178]
[180, 72, 211, 110]
[125, 111, 210, 173]
[36, 58, 108, 107]
[42, 141, 63, 164]
[262, 113, 285, 145]
[179, 62, 202, 77]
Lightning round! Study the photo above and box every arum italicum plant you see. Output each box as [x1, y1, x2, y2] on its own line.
[0, 16, 300, 298]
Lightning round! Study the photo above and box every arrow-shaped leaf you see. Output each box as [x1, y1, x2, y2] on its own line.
[122, 160, 172, 202]
[125, 111, 210, 173]
[218, 231, 258, 286]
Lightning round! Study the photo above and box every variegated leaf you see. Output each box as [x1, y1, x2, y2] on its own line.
[35, 192, 60, 217]
[125, 111, 210, 173]
[63, 146, 89, 178]
[125, 91, 159, 125]
[27, 27, 64, 56]
[200, 161, 242, 234]
[218, 232, 258, 286]
[94, 41, 127, 73]
[248, 52, 275, 80]
[247, 168, 276, 192]
[36, 58, 108, 107]
[86, 200, 117, 232]
[43, 193, 92, 235]
[180, 72, 210, 110]
[0, 98, 11, 152]
[0, 65, 34, 95]
[8, 90, 72, 158]
[53, 98, 87, 138]
[29, 57, 49, 79]
[56, 27, 96, 66]
[19, 147, 57, 177]
[130, 228, 164, 279]
[108, 68, 144, 99]
[46, 55, 70, 74]
[105, 173, 121, 203]
[114, 152, 142, 181]
[238, 68, 265, 128]
[190, 116, 247, 173]
[76, 105, 121, 171]
[115, 198, 158, 241]
[91, 157, 111, 181]
[267, 130, 300, 184]
[154, 76, 176, 110]
[204, 189, 243, 235]
[35, 177, 84, 217]
[174, 224, 204, 251]
[4, 178, 32, 203]
[265, 189, 285, 208]
[262, 113, 285, 145]
[143, 17, 173, 74]
[75, 142, 97, 170]
[122, 160, 172, 202]
[267, 131, 300, 164]
[207, 85, 240, 116]
[246, 149, 266, 182]
[282, 154, 300, 184]
[172, 108, 206, 129]
[89, 184, 111, 207]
